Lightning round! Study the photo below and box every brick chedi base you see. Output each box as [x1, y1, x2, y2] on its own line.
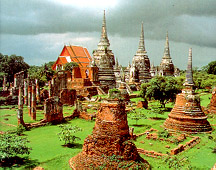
[209, 87, 216, 114]
[164, 48, 212, 133]
[164, 90, 212, 133]
[69, 99, 149, 169]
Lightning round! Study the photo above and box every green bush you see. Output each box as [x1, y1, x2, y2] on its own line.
[158, 130, 170, 138]
[108, 88, 121, 99]
[16, 124, 26, 136]
[0, 133, 31, 160]
[57, 125, 82, 145]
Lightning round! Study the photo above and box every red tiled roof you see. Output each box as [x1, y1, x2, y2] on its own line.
[59, 57, 68, 64]
[52, 45, 92, 70]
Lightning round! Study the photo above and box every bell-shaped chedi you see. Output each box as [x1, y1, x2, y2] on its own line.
[69, 99, 149, 169]
[209, 86, 216, 114]
[164, 48, 212, 133]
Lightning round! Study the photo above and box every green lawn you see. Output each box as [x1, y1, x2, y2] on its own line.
[0, 92, 215, 169]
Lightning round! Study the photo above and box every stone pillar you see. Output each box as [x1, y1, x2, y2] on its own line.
[17, 86, 25, 125]
[24, 79, 28, 105]
[31, 84, 36, 120]
[28, 83, 32, 116]
[14, 74, 17, 88]
[3, 75, 7, 91]
[48, 81, 53, 97]
[35, 79, 40, 103]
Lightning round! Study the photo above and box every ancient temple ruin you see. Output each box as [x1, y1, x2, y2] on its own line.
[92, 10, 116, 89]
[150, 32, 180, 77]
[69, 99, 149, 169]
[126, 23, 151, 83]
[163, 48, 212, 133]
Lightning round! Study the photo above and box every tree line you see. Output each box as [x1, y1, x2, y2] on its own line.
[0, 53, 215, 91]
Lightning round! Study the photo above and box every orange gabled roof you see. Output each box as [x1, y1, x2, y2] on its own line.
[52, 45, 92, 70]
[67, 45, 91, 67]
[72, 46, 87, 57]
[52, 56, 68, 70]
[60, 46, 70, 56]
[65, 46, 75, 58]
[59, 57, 68, 64]
[84, 48, 92, 60]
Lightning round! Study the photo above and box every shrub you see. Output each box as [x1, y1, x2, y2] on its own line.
[57, 125, 82, 145]
[0, 133, 31, 160]
[158, 130, 170, 138]
[108, 88, 121, 99]
[16, 125, 26, 136]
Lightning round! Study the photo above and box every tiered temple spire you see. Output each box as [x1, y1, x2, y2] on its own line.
[137, 22, 146, 53]
[184, 48, 194, 88]
[93, 10, 116, 89]
[163, 32, 171, 59]
[98, 10, 110, 50]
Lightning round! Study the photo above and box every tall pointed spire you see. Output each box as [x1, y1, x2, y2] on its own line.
[115, 58, 119, 69]
[163, 31, 171, 59]
[184, 48, 194, 88]
[98, 10, 110, 50]
[138, 22, 145, 51]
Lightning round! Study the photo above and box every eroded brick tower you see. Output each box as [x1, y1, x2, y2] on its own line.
[163, 48, 212, 133]
[69, 99, 149, 169]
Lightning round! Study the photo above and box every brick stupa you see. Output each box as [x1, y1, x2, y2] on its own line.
[164, 48, 212, 133]
[69, 99, 149, 169]
[209, 86, 216, 114]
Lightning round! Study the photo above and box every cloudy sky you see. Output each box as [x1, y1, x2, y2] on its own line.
[0, 0, 216, 69]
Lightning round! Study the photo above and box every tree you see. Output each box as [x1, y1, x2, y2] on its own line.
[193, 71, 216, 89]
[143, 76, 181, 108]
[139, 83, 150, 100]
[28, 61, 56, 87]
[0, 53, 29, 85]
[0, 133, 31, 160]
[202, 61, 216, 75]
[57, 125, 82, 146]
[64, 62, 79, 72]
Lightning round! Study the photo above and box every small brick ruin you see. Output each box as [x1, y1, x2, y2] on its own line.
[209, 86, 216, 114]
[69, 99, 149, 169]
[164, 48, 212, 133]
[44, 97, 63, 123]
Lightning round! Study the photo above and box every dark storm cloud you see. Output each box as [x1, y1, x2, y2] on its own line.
[0, 0, 100, 35]
[109, 0, 216, 47]
[1, 0, 216, 47]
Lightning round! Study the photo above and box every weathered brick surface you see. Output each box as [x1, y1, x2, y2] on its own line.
[60, 88, 76, 105]
[70, 99, 149, 169]
[170, 136, 200, 155]
[209, 87, 216, 114]
[164, 89, 212, 133]
[44, 97, 63, 122]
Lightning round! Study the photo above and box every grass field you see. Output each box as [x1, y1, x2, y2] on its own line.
[0, 92, 215, 169]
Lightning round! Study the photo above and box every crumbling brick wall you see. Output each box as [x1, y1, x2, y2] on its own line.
[209, 87, 216, 114]
[60, 88, 76, 105]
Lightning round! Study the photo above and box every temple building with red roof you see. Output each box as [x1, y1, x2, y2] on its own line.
[52, 45, 92, 70]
